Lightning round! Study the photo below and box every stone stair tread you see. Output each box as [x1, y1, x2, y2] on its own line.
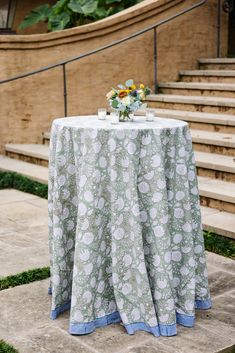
[179, 69, 235, 76]
[198, 176, 235, 203]
[0, 155, 48, 184]
[43, 132, 50, 140]
[201, 206, 235, 240]
[199, 58, 235, 64]
[158, 82, 235, 91]
[137, 108, 235, 126]
[194, 151, 235, 174]
[5, 143, 49, 161]
[148, 94, 235, 107]
[191, 129, 235, 147]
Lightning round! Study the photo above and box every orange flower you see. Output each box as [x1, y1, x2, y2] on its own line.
[119, 91, 128, 98]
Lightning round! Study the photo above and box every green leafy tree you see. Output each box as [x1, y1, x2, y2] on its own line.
[19, 0, 142, 32]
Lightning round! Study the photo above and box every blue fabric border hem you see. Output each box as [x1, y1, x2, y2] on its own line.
[48, 287, 52, 295]
[176, 312, 194, 327]
[70, 311, 121, 335]
[195, 298, 212, 310]
[50, 301, 71, 320]
[50, 298, 212, 336]
[125, 321, 177, 337]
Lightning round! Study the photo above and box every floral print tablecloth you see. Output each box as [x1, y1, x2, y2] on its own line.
[48, 115, 211, 337]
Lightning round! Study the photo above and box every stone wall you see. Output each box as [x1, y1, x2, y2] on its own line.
[0, 0, 228, 151]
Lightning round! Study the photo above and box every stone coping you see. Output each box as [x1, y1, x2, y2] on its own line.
[0, 0, 183, 49]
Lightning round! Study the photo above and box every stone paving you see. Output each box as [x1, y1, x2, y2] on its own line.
[0, 189, 234, 353]
[0, 189, 49, 277]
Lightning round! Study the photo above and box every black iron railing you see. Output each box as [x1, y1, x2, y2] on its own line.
[0, 0, 207, 116]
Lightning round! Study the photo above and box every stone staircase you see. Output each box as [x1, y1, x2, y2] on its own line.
[0, 57, 235, 240]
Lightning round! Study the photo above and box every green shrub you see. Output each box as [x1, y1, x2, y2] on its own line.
[0, 340, 19, 353]
[204, 231, 235, 259]
[0, 267, 50, 291]
[0, 172, 47, 199]
[19, 0, 143, 32]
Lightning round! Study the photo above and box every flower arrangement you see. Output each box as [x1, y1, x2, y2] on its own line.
[106, 79, 151, 121]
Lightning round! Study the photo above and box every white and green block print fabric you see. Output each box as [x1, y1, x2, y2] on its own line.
[48, 116, 211, 337]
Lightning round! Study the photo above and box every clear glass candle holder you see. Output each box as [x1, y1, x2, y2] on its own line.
[110, 110, 119, 124]
[98, 108, 107, 120]
[146, 109, 155, 121]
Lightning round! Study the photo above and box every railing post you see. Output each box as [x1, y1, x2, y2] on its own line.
[217, 0, 221, 57]
[62, 64, 68, 117]
[153, 27, 158, 94]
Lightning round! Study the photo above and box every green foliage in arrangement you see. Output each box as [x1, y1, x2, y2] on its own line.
[0, 172, 48, 199]
[19, 0, 143, 31]
[0, 267, 50, 291]
[203, 231, 235, 259]
[0, 340, 19, 353]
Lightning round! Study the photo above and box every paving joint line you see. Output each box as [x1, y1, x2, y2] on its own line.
[55, 325, 102, 353]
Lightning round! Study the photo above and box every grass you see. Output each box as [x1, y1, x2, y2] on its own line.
[0, 340, 19, 353]
[0, 171, 47, 199]
[204, 231, 235, 259]
[0, 267, 50, 291]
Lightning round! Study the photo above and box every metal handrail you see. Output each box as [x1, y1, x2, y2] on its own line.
[0, 0, 207, 116]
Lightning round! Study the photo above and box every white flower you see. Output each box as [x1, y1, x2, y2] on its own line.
[123, 254, 132, 266]
[138, 181, 149, 193]
[131, 308, 140, 321]
[82, 232, 94, 245]
[122, 95, 131, 105]
[122, 283, 132, 295]
[194, 244, 203, 254]
[172, 251, 182, 262]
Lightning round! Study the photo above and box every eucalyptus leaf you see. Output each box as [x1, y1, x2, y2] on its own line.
[119, 105, 126, 112]
[19, 4, 52, 29]
[117, 84, 126, 89]
[125, 79, 134, 87]
[112, 100, 119, 108]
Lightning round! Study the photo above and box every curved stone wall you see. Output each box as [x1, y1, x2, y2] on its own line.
[0, 0, 228, 150]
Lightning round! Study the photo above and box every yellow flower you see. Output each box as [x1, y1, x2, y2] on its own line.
[119, 89, 131, 93]
[140, 84, 145, 89]
[130, 85, 136, 90]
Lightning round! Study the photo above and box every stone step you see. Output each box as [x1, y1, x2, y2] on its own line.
[137, 108, 235, 133]
[198, 176, 235, 214]
[43, 128, 235, 156]
[3, 144, 235, 238]
[158, 82, 235, 98]
[42, 131, 50, 144]
[179, 70, 235, 83]
[5, 144, 49, 167]
[201, 206, 235, 240]
[199, 58, 235, 70]
[147, 94, 235, 115]
[0, 155, 48, 184]
[5, 144, 235, 180]
[195, 151, 235, 182]
[191, 129, 235, 156]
